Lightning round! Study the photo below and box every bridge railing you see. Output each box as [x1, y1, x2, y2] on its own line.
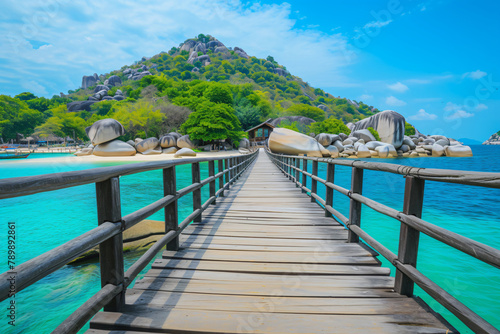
[266, 150, 500, 334]
[0, 150, 258, 333]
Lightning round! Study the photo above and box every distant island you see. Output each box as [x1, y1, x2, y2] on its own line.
[483, 131, 500, 145]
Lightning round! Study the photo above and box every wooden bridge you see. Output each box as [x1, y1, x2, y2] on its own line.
[0, 149, 499, 333]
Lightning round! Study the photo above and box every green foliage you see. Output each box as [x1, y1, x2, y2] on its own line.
[235, 98, 261, 130]
[34, 105, 87, 140]
[14, 92, 37, 101]
[308, 117, 351, 135]
[497, 130, 500, 136]
[203, 83, 233, 104]
[276, 120, 299, 132]
[367, 127, 381, 141]
[405, 122, 416, 136]
[91, 100, 116, 116]
[286, 103, 326, 122]
[0, 95, 45, 140]
[181, 100, 243, 142]
[112, 100, 166, 139]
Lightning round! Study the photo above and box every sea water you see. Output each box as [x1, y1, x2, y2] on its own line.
[0, 147, 499, 333]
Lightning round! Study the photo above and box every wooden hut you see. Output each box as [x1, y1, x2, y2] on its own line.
[246, 119, 275, 144]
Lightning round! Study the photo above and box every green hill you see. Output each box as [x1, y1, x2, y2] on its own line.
[0, 34, 380, 143]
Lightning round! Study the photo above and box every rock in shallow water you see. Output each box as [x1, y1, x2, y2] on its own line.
[174, 148, 197, 157]
[445, 145, 473, 157]
[352, 110, 405, 148]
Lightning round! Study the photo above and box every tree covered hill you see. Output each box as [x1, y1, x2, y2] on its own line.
[0, 34, 380, 143]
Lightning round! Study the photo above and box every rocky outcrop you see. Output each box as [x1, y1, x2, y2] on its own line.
[239, 138, 250, 149]
[483, 132, 500, 145]
[234, 47, 250, 59]
[351, 110, 405, 148]
[177, 135, 195, 149]
[160, 135, 177, 148]
[445, 145, 473, 157]
[174, 148, 197, 157]
[85, 118, 125, 145]
[136, 137, 160, 153]
[107, 75, 122, 86]
[269, 128, 327, 158]
[67, 100, 96, 112]
[351, 129, 376, 143]
[82, 74, 98, 89]
[93, 140, 136, 156]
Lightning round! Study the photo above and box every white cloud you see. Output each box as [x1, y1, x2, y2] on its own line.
[0, 0, 355, 97]
[359, 94, 373, 101]
[445, 110, 474, 120]
[462, 70, 487, 80]
[386, 96, 407, 107]
[388, 82, 408, 93]
[475, 103, 488, 111]
[364, 20, 392, 29]
[408, 109, 437, 121]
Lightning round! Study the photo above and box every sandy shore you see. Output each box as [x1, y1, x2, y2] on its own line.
[2, 150, 245, 165]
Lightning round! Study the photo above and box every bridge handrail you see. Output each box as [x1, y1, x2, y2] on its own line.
[0, 151, 258, 334]
[266, 150, 500, 334]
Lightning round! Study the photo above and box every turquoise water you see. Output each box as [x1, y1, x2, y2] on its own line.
[0, 147, 499, 333]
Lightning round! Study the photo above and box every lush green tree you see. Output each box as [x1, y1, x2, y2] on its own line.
[91, 100, 116, 116]
[367, 127, 381, 141]
[34, 105, 87, 140]
[308, 117, 351, 135]
[405, 122, 416, 136]
[276, 120, 299, 132]
[15, 92, 37, 101]
[112, 100, 166, 139]
[286, 103, 326, 122]
[204, 83, 233, 105]
[0, 95, 44, 141]
[181, 100, 243, 142]
[235, 99, 261, 130]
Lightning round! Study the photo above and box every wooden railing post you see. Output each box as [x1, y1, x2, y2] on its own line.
[209, 160, 216, 205]
[225, 158, 230, 190]
[325, 163, 335, 217]
[348, 167, 363, 243]
[288, 158, 292, 180]
[95, 177, 124, 312]
[218, 159, 224, 197]
[163, 166, 178, 250]
[395, 176, 425, 296]
[192, 162, 201, 222]
[295, 157, 300, 187]
[302, 158, 307, 193]
[310, 160, 318, 202]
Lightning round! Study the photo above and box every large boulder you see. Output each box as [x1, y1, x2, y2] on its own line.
[315, 133, 333, 146]
[82, 75, 97, 89]
[107, 75, 122, 86]
[432, 144, 445, 157]
[74, 148, 93, 156]
[67, 100, 96, 112]
[445, 145, 473, 157]
[141, 148, 162, 155]
[136, 137, 160, 153]
[160, 135, 177, 148]
[351, 110, 405, 148]
[234, 46, 249, 59]
[366, 141, 386, 150]
[403, 137, 416, 150]
[85, 119, 125, 145]
[162, 147, 178, 154]
[239, 138, 250, 149]
[375, 144, 397, 158]
[174, 148, 197, 158]
[268, 128, 326, 158]
[325, 145, 339, 158]
[332, 140, 344, 153]
[168, 132, 182, 140]
[93, 140, 136, 156]
[356, 144, 371, 158]
[93, 89, 108, 100]
[180, 40, 197, 52]
[94, 85, 109, 93]
[352, 129, 376, 143]
[177, 135, 195, 149]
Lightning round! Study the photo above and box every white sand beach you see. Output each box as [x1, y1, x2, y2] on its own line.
[3, 150, 245, 165]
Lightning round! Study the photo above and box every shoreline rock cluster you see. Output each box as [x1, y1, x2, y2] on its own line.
[483, 132, 500, 145]
[269, 110, 473, 158]
[74, 118, 198, 158]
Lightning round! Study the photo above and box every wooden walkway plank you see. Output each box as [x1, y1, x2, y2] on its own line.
[88, 150, 456, 334]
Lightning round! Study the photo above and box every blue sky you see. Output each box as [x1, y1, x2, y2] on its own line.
[1, 0, 499, 140]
